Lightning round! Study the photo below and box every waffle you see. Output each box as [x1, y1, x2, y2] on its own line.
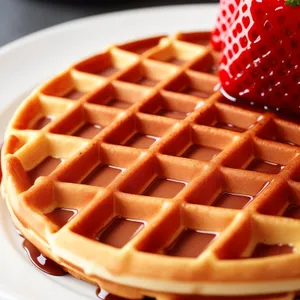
[3, 30, 300, 299]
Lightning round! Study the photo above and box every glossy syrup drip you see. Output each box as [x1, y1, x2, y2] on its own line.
[16, 230, 154, 299]
[17, 229, 67, 276]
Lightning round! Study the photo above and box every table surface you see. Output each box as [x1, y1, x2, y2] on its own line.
[0, 0, 218, 47]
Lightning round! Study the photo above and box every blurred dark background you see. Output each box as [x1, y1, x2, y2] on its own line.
[0, 0, 218, 47]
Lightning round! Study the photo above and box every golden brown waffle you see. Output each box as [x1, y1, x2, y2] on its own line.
[3, 31, 300, 299]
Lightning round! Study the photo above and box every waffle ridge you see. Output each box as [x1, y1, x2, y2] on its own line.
[3, 31, 300, 299]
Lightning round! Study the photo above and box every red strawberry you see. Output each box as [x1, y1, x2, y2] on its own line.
[211, 0, 241, 51]
[219, 0, 300, 113]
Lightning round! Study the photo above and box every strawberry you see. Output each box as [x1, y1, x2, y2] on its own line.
[218, 0, 300, 113]
[211, 0, 241, 51]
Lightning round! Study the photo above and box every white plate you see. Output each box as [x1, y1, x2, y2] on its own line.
[0, 4, 218, 300]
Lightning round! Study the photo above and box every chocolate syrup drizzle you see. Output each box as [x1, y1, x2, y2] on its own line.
[16, 230, 152, 299]
[17, 229, 66, 276]
[13, 229, 300, 300]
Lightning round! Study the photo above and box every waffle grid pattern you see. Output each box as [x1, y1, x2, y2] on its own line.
[4, 31, 300, 299]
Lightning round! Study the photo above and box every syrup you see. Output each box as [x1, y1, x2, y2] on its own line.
[207, 64, 219, 76]
[212, 192, 253, 210]
[283, 204, 300, 219]
[73, 123, 102, 139]
[45, 208, 77, 227]
[28, 156, 62, 183]
[214, 122, 245, 133]
[157, 108, 187, 120]
[125, 133, 159, 149]
[143, 177, 186, 198]
[96, 217, 145, 249]
[167, 58, 186, 66]
[16, 230, 152, 299]
[183, 87, 210, 99]
[107, 99, 132, 109]
[247, 158, 283, 175]
[166, 229, 217, 258]
[276, 139, 297, 147]
[182, 144, 220, 161]
[98, 67, 120, 77]
[33, 116, 53, 130]
[136, 77, 159, 87]
[251, 243, 294, 258]
[83, 164, 123, 187]
[64, 90, 85, 100]
[17, 230, 67, 276]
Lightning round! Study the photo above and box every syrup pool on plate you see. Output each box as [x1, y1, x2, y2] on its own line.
[17, 230, 67, 276]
